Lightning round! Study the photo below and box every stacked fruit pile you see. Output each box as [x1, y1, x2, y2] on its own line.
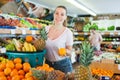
[0, 58, 33, 80]
[91, 68, 114, 78]
[32, 64, 65, 80]
[5, 37, 37, 52]
[0, 57, 66, 80]
[5, 37, 45, 52]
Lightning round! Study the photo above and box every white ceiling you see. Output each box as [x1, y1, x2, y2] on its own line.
[26, 0, 120, 17]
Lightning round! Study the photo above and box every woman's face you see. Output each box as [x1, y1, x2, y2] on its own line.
[54, 7, 67, 25]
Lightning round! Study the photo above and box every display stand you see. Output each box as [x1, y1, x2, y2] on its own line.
[6, 49, 46, 67]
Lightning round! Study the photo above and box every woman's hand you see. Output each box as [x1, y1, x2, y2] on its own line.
[66, 46, 73, 57]
[66, 49, 72, 57]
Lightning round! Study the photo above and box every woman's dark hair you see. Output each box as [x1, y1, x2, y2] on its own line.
[54, 5, 67, 27]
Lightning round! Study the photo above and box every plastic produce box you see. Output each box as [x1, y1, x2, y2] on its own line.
[5, 49, 46, 67]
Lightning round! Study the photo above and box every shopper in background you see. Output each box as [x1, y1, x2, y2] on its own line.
[45, 5, 74, 79]
[89, 27, 103, 51]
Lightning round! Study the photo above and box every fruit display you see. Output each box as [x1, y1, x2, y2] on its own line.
[32, 64, 54, 80]
[91, 68, 114, 78]
[32, 66, 65, 80]
[0, 56, 67, 80]
[0, 13, 52, 79]
[3, 35, 47, 52]
[107, 25, 115, 31]
[83, 23, 98, 32]
[0, 57, 56, 80]
[1, 26, 47, 52]
[4, 38, 37, 52]
[0, 58, 34, 80]
[0, 13, 52, 29]
[22, 41, 36, 52]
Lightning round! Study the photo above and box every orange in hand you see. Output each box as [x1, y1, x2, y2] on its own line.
[58, 48, 66, 56]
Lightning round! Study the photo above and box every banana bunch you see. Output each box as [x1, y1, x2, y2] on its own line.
[22, 42, 36, 52]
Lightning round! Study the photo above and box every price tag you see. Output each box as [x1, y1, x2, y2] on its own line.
[84, 33, 88, 35]
[111, 42, 114, 44]
[0, 48, 6, 53]
[74, 32, 78, 35]
[110, 32, 114, 35]
[118, 64, 120, 70]
[22, 30, 26, 35]
[118, 32, 120, 35]
[32, 30, 36, 35]
[101, 32, 104, 35]
[11, 29, 15, 34]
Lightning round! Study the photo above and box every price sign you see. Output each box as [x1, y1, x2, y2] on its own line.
[110, 32, 114, 35]
[101, 32, 104, 35]
[32, 30, 36, 35]
[84, 33, 88, 35]
[118, 64, 120, 70]
[118, 32, 120, 35]
[11, 29, 15, 34]
[22, 30, 26, 35]
[74, 32, 78, 35]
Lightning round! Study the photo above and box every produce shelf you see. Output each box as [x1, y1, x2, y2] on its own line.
[74, 31, 120, 36]
[0, 29, 39, 35]
[74, 41, 120, 44]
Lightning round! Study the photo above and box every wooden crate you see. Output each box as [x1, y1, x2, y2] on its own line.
[90, 60, 120, 74]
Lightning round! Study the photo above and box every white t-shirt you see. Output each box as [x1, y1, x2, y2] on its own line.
[89, 32, 102, 50]
[45, 26, 73, 62]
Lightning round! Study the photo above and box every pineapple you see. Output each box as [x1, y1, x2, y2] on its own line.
[33, 27, 47, 51]
[31, 68, 47, 80]
[46, 70, 65, 80]
[74, 41, 94, 80]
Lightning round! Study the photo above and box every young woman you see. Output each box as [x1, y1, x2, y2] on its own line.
[45, 5, 74, 75]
